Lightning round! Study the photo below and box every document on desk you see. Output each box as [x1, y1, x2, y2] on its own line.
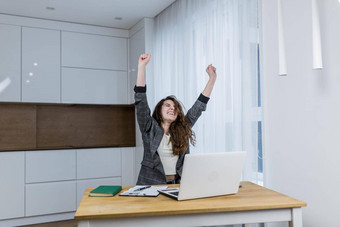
[119, 185, 168, 197]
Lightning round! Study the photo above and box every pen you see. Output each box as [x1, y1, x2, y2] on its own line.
[133, 186, 151, 192]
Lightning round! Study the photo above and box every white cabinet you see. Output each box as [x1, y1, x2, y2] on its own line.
[2, 27, 129, 105]
[77, 148, 122, 179]
[0, 152, 25, 219]
[62, 32, 127, 70]
[26, 181, 76, 216]
[25, 149, 77, 217]
[61, 31, 128, 105]
[26, 150, 76, 183]
[22, 27, 60, 103]
[0, 148, 129, 222]
[23, 148, 123, 217]
[61, 67, 127, 104]
[0, 14, 132, 226]
[0, 24, 21, 102]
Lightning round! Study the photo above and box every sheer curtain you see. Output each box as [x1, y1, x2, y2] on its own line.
[150, 0, 261, 183]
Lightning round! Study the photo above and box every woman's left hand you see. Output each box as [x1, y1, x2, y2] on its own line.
[206, 64, 217, 79]
[201, 64, 217, 97]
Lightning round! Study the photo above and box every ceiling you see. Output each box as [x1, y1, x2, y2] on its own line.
[0, 0, 176, 29]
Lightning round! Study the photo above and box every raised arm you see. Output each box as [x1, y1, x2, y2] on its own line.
[186, 64, 217, 127]
[134, 53, 152, 133]
[136, 53, 151, 86]
[201, 64, 217, 97]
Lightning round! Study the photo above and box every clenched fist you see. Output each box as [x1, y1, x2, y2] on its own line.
[138, 53, 151, 68]
[206, 64, 217, 79]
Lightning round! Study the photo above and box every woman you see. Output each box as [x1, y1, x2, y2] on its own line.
[135, 53, 216, 185]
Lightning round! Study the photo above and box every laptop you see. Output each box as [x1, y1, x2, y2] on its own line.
[159, 151, 246, 201]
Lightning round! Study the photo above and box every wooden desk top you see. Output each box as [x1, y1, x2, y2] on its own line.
[74, 181, 306, 220]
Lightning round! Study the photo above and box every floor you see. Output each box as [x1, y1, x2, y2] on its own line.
[22, 220, 77, 227]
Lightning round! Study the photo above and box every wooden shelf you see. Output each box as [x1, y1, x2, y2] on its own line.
[0, 102, 135, 151]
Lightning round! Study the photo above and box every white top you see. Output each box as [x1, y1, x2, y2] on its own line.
[157, 134, 179, 175]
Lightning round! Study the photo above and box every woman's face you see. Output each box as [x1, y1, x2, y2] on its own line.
[161, 99, 178, 123]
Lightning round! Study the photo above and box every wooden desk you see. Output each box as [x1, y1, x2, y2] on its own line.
[75, 181, 306, 227]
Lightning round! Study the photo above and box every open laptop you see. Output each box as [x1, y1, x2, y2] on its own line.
[159, 151, 246, 201]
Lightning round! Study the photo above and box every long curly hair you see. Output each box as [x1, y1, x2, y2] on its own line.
[152, 96, 195, 156]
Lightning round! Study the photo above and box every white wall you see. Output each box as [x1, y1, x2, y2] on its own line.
[261, 0, 340, 226]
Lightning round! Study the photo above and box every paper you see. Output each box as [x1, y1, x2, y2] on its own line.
[120, 185, 168, 197]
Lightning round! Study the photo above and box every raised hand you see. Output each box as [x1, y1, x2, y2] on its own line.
[206, 64, 217, 79]
[138, 53, 151, 68]
[136, 53, 151, 87]
[202, 64, 217, 98]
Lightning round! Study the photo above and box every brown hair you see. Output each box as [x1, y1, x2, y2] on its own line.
[152, 96, 195, 155]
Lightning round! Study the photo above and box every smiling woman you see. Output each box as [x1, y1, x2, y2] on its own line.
[152, 95, 194, 156]
[134, 53, 217, 185]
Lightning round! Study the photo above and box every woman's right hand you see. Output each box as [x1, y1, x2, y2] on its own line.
[136, 53, 150, 86]
[138, 53, 151, 68]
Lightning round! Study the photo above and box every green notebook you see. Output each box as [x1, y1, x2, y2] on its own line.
[89, 185, 122, 197]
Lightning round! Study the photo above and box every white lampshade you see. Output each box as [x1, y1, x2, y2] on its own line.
[278, 0, 287, 76]
[312, 0, 323, 69]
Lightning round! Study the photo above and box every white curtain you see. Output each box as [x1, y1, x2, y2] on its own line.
[150, 0, 261, 183]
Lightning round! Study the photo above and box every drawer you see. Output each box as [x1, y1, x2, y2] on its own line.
[76, 177, 122, 206]
[26, 150, 76, 183]
[26, 181, 76, 216]
[77, 148, 122, 180]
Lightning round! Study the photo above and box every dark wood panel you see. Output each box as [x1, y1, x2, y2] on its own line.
[0, 104, 36, 151]
[0, 102, 135, 152]
[36, 105, 135, 149]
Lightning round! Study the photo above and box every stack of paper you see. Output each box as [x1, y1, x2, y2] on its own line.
[120, 185, 168, 197]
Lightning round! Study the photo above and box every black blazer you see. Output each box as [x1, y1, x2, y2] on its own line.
[134, 86, 209, 185]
